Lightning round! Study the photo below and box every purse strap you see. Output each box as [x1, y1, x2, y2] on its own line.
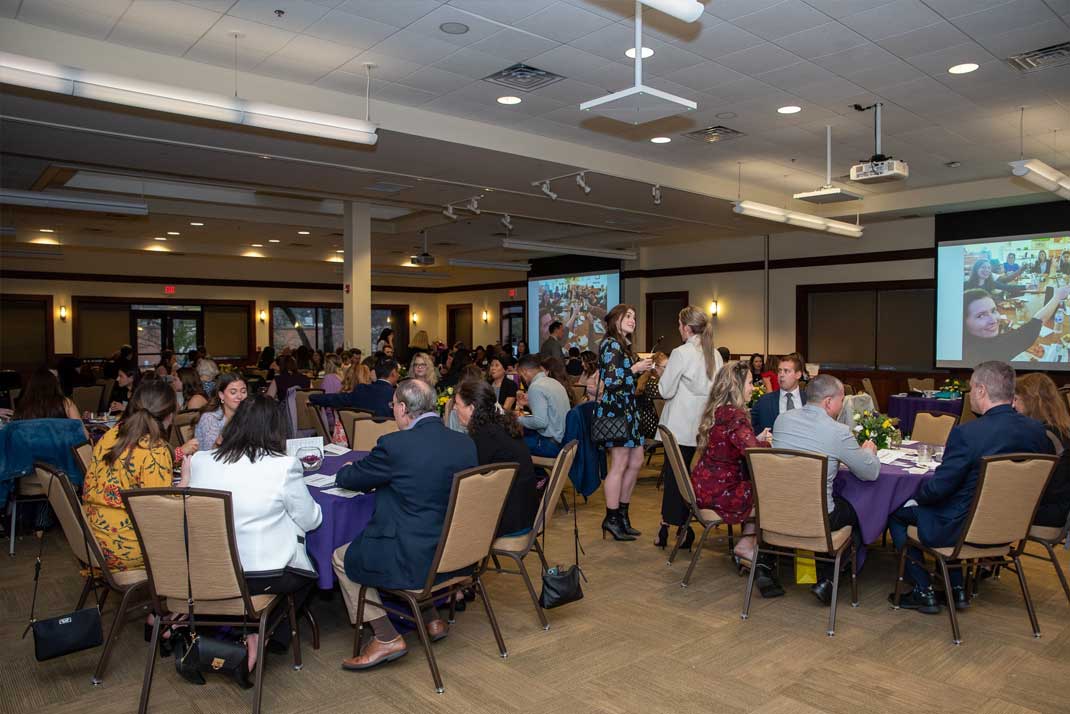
[538, 458, 585, 577]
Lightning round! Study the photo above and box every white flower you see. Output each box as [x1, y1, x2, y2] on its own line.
[853, 425, 863, 432]
[852, 413, 860, 421]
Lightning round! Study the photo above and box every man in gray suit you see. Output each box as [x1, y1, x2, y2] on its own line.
[773, 374, 880, 605]
[539, 320, 566, 363]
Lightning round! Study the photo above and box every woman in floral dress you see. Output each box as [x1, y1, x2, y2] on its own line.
[597, 304, 654, 541]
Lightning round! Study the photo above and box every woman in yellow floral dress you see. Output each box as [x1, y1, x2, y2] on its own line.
[83, 380, 177, 571]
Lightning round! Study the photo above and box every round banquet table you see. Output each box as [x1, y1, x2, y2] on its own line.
[886, 395, 962, 436]
[304, 450, 375, 589]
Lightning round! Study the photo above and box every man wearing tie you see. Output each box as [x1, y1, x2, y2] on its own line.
[752, 354, 806, 434]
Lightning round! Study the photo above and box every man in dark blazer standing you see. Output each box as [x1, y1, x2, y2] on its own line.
[888, 361, 1051, 614]
[751, 354, 806, 434]
[331, 378, 478, 671]
[311, 356, 398, 418]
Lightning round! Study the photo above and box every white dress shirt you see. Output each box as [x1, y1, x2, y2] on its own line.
[657, 335, 723, 447]
[779, 387, 802, 415]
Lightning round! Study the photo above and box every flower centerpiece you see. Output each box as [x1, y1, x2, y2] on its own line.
[436, 386, 454, 416]
[852, 410, 900, 449]
[748, 380, 767, 408]
[941, 378, 964, 395]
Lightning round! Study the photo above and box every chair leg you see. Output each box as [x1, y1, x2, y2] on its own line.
[741, 543, 759, 620]
[936, 558, 962, 645]
[304, 608, 320, 650]
[532, 539, 550, 572]
[353, 586, 367, 658]
[92, 586, 136, 685]
[288, 594, 303, 671]
[405, 593, 444, 694]
[891, 544, 908, 609]
[137, 614, 162, 714]
[490, 553, 502, 570]
[667, 515, 692, 565]
[8, 498, 16, 557]
[1011, 554, 1042, 638]
[75, 574, 94, 611]
[849, 544, 859, 608]
[252, 614, 270, 714]
[681, 524, 712, 588]
[511, 552, 549, 630]
[475, 574, 508, 659]
[558, 491, 569, 514]
[1043, 543, 1070, 605]
[828, 550, 843, 637]
[447, 589, 457, 625]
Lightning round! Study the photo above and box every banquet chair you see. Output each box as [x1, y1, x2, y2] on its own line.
[308, 403, 332, 442]
[861, 378, 880, 412]
[958, 394, 977, 425]
[489, 441, 577, 629]
[34, 463, 150, 685]
[658, 426, 731, 587]
[907, 378, 936, 392]
[1021, 507, 1070, 606]
[336, 408, 373, 447]
[891, 454, 1057, 644]
[71, 440, 94, 476]
[170, 410, 199, 449]
[350, 416, 398, 452]
[294, 389, 323, 435]
[743, 448, 858, 637]
[7, 467, 50, 556]
[95, 378, 115, 411]
[843, 384, 855, 395]
[124, 487, 315, 714]
[911, 411, 957, 446]
[570, 385, 586, 405]
[353, 463, 518, 693]
[72, 385, 104, 416]
[530, 453, 571, 513]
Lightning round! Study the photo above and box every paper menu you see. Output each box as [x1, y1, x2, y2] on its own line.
[286, 437, 324, 458]
[877, 449, 907, 464]
[302, 474, 336, 488]
[324, 443, 349, 456]
[321, 487, 361, 498]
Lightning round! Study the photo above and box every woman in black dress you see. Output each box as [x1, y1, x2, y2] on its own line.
[597, 304, 654, 541]
[488, 357, 518, 411]
[1013, 373, 1070, 529]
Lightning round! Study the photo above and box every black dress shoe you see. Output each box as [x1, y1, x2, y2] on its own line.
[888, 588, 941, 614]
[937, 585, 971, 610]
[810, 578, 834, 606]
[755, 564, 785, 598]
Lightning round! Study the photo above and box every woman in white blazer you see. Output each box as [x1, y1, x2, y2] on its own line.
[654, 306, 723, 549]
[188, 394, 322, 672]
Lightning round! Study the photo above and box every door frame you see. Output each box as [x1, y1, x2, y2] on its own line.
[446, 303, 474, 348]
[644, 291, 689, 352]
[498, 300, 525, 351]
[0, 293, 55, 368]
[130, 309, 204, 367]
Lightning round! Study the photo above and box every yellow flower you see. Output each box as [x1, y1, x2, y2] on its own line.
[882, 419, 892, 429]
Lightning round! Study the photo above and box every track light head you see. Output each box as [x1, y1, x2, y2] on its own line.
[540, 181, 558, 200]
[443, 205, 457, 220]
[501, 214, 513, 231]
[576, 172, 591, 194]
[466, 198, 480, 214]
[652, 184, 662, 205]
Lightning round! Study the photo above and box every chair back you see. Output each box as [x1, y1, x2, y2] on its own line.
[911, 411, 957, 446]
[34, 463, 115, 585]
[311, 378, 324, 390]
[71, 440, 94, 477]
[658, 426, 701, 517]
[861, 378, 880, 412]
[337, 408, 373, 447]
[72, 385, 104, 415]
[569, 385, 586, 405]
[171, 409, 199, 448]
[532, 441, 578, 537]
[295, 389, 323, 432]
[958, 393, 977, 424]
[308, 403, 332, 441]
[843, 383, 855, 395]
[1047, 430, 1065, 457]
[907, 378, 935, 392]
[955, 454, 1057, 555]
[424, 463, 518, 588]
[352, 417, 399, 451]
[123, 488, 253, 615]
[837, 393, 874, 427]
[745, 448, 833, 552]
[95, 378, 115, 410]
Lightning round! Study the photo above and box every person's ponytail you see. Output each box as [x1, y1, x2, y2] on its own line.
[679, 305, 717, 380]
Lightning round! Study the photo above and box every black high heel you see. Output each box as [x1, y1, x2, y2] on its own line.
[601, 512, 636, 541]
[145, 622, 175, 657]
[678, 526, 696, 552]
[654, 523, 669, 548]
[618, 503, 641, 536]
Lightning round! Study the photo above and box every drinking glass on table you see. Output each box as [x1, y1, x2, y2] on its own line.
[296, 446, 323, 472]
[889, 429, 903, 449]
[916, 444, 932, 466]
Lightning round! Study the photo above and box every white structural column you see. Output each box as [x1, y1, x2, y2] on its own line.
[343, 201, 372, 352]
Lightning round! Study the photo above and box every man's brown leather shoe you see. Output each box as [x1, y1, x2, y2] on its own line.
[341, 635, 407, 670]
[426, 619, 449, 642]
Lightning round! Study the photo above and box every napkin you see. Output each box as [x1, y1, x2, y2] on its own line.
[878, 449, 907, 464]
[322, 487, 361, 498]
[907, 467, 931, 475]
[303, 474, 336, 487]
[1040, 326, 1055, 337]
[324, 443, 349, 456]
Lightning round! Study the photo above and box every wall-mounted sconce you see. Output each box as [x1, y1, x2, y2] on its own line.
[259, 309, 267, 323]
[294, 321, 301, 329]
[708, 300, 719, 316]
[412, 312, 418, 324]
[386, 315, 392, 324]
[481, 309, 489, 323]
[59, 305, 67, 321]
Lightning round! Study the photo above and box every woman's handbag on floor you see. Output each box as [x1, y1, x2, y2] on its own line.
[538, 473, 586, 609]
[22, 474, 104, 661]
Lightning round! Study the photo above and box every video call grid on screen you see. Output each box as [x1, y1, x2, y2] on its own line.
[937, 230, 1070, 370]
[528, 271, 621, 353]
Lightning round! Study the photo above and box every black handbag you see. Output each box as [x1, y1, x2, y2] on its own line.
[22, 474, 104, 661]
[590, 414, 630, 444]
[538, 472, 586, 609]
[174, 493, 252, 689]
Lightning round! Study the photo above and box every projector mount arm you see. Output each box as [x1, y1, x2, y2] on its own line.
[852, 102, 891, 162]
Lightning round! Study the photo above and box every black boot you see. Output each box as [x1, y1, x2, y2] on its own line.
[654, 523, 669, 548]
[618, 502, 641, 536]
[678, 525, 696, 552]
[601, 508, 636, 541]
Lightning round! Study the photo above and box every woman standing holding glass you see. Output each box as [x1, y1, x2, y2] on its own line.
[597, 304, 653, 541]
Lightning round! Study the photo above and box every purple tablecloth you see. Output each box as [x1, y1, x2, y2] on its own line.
[886, 396, 962, 436]
[305, 450, 375, 589]
[834, 460, 929, 567]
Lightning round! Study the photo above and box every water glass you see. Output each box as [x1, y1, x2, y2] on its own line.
[889, 429, 903, 449]
[297, 446, 323, 473]
[916, 444, 932, 466]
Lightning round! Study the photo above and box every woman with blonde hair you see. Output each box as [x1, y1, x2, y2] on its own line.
[408, 351, 439, 388]
[1013, 373, 1070, 528]
[341, 361, 372, 392]
[409, 329, 431, 354]
[654, 305, 724, 549]
[321, 353, 345, 395]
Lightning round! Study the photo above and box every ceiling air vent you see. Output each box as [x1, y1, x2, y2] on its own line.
[365, 181, 413, 194]
[1007, 42, 1070, 73]
[483, 63, 565, 92]
[683, 125, 746, 143]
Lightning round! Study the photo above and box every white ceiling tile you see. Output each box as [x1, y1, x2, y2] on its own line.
[17, 0, 130, 40]
[716, 43, 803, 75]
[626, 33, 706, 76]
[845, 59, 926, 89]
[447, 0, 557, 24]
[918, 0, 1010, 17]
[793, 77, 868, 105]
[878, 76, 978, 113]
[904, 41, 991, 75]
[0, 0, 21, 17]
[515, 2, 614, 43]
[371, 28, 461, 64]
[303, 9, 398, 49]
[704, 78, 783, 103]
[774, 22, 869, 60]
[973, 21, 1070, 58]
[811, 41, 898, 74]
[838, 0, 944, 41]
[227, 0, 328, 32]
[395, 65, 475, 94]
[876, 21, 975, 58]
[566, 21, 635, 63]
[177, 0, 238, 10]
[196, 14, 295, 53]
[556, 0, 631, 22]
[660, 61, 747, 91]
[340, 50, 424, 81]
[469, 28, 560, 62]
[707, 0, 786, 21]
[435, 46, 512, 78]
[106, 0, 221, 57]
[754, 61, 836, 90]
[951, 0, 1059, 37]
[799, 0, 896, 19]
[571, 56, 634, 87]
[315, 67, 370, 93]
[369, 79, 438, 106]
[528, 77, 609, 103]
[664, 19, 765, 60]
[406, 5, 503, 47]
[255, 34, 360, 83]
[731, 0, 831, 41]
[336, 0, 446, 27]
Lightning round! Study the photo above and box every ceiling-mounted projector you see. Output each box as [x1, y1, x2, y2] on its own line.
[794, 126, 862, 204]
[849, 101, 908, 184]
[580, 0, 697, 124]
[410, 230, 436, 266]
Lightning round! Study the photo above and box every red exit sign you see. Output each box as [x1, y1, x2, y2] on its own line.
[164, 285, 175, 295]
[508, 288, 516, 297]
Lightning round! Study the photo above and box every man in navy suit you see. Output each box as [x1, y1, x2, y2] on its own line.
[331, 378, 478, 671]
[311, 356, 398, 418]
[888, 361, 1051, 614]
[751, 353, 806, 434]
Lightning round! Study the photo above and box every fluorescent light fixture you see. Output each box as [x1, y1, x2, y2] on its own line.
[466, 197, 481, 214]
[650, 136, 671, 143]
[327, 255, 343, 263]
[1008, 159, 1070, 200]
[443, 204, 458, 219]
[0, 188, 149, 215]
[297, 230, 310, 235]
[502, 238, 637, 261]
[652, 184, 662, 205]
[251, 243, 263, 247]
[167, 231, 180, 235]
[639, 0, 704, 22]
[268, 239, 280, 243]
[948, 63, 979, 74]
[0, 51, 378, 145]
[39, 228, 54, 232]
[732, 200, 863, 238]
[189, 222, 204, 226]
[153, 236, 167, 241]
[777, 105, 801, 114]
[448, 258, 531, 271]
[146, 244, 171, 252]
[625, 47, 654, 59]
[243, 250, 264, 258]
[497, 96, 522, 105]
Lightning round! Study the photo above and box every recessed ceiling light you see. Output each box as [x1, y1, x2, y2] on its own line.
[777, 105, 802, 114]
[625, 47, 654, 59]
[251, 243, 263, 247]
[335, 249, 344, 253]
[650, 136, 671, 144]
[948, 63, 979, 75]
[497, 96, 522, 105]
[297, 230, 310, 235]
[268, 239, 281, 243]
[167, 231, 180, 235]
[189, 222, 204, 226]
[39, 228, 54, 233]
[153, 236, 167, 241]
[439, 21, 469, 35]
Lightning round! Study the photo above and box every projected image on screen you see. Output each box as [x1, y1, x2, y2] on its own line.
[528, 272, 620, 353]
[936, 231, 1070, 369]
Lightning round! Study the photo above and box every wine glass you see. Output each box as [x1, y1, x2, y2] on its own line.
[296, 446, 323, 473]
